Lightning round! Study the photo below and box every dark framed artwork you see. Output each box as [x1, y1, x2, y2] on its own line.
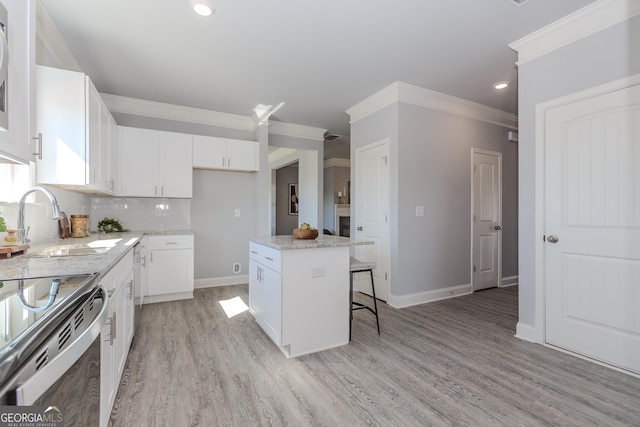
[289, 183, 299, 215]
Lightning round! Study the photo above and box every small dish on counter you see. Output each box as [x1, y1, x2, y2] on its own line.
[292, 229, 318, 239]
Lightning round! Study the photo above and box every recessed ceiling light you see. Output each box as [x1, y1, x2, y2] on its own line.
[494, 81, 509, 90]
[191, 0, 214, 16]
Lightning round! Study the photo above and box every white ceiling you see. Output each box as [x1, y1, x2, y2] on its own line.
[39, 0, 596, 143]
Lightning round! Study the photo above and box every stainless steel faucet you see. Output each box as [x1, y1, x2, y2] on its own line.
[17, 186, 62, 244]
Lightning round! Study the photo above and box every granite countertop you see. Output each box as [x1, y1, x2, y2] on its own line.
[251, 235, 374, 250]
[0, 232, 145, 281]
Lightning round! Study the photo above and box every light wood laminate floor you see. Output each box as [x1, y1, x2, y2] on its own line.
[110, 285, 640, 426]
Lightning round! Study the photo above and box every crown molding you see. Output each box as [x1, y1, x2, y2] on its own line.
[346, 81, 517, 129]
[509, 0, 640, 66]
[268, 121, 327, 141]
[36, 0, 82, 71]
[101, 94, 255, 131]
[324, 158, 350, 168]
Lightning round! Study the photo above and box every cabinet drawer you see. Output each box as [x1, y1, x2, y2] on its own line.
[147, 234, 194, 250]
[249, 242, 281, 272]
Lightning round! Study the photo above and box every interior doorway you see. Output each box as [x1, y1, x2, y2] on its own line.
[354, 139, 390, 302]
[274, 162, 299, 235]
[471, 148, 502, 292]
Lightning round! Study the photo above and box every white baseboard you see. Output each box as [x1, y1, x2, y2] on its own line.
[140, 291, 193, 305]
[388, 283, 473, 309]
[501, 275, 519, 287]
[195, 275, 249, 289]
[515, 321, 538, 343]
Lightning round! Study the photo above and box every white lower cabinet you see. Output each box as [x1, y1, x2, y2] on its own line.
[249, 241, 351, 358]
[249, 244, 282, 346]
[100, 250, 135, 427]
[142, 234, 194, 304]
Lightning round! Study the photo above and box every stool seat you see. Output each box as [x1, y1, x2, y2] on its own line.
[350, 257, 377, 272]
[349, 257, 380, 340]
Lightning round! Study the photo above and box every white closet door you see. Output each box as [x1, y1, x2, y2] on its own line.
[545, 83, 640, 374]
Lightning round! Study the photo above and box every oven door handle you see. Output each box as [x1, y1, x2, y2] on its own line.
[14, 286, 109, 405]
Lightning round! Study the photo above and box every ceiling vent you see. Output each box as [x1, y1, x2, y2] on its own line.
[506, 0, 531, 6]
[324, 132, 341, 142]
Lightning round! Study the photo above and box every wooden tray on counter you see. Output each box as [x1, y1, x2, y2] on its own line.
[0, 244, 29, 259]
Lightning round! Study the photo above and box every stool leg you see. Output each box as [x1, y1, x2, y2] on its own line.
[370, 269, 380, 335]
[349, 271, 354, 341]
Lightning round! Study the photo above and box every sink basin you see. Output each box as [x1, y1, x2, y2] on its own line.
[36, 244, 113, 257]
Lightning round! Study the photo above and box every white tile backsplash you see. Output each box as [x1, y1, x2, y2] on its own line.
[91, 197, 191, 231]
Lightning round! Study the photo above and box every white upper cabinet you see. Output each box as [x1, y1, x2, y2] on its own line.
[36, 65, 115, 194]
[193, 135, 258, 172]
[118, 126, 193, 198]
[0, 0, 35, 163]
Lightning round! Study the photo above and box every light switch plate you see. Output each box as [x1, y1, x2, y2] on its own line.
[234, 209, 241, 217]
[416, 206, 424, 217]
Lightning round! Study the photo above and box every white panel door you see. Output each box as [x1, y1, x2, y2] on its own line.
[472, 149, 502, 291]
[545, 83, 640, 374]
[355, 139, 390, 301]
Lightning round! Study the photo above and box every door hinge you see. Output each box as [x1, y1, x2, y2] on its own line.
[543, 235, 546, 242]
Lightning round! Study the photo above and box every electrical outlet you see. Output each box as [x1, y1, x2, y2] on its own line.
[233, 263, 241, 273]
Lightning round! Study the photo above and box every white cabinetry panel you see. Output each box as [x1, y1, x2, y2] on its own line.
[193, 135, 258, 172]
[119, 126, 192, 198]
[142, 234, 194, 303]
[36, 65, 115, 194]
[0, 0, 35, 163]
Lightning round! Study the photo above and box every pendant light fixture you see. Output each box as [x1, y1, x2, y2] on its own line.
[191, 0, 214, 16]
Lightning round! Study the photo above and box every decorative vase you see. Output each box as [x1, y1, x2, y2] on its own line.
[3, 229, 18, 246]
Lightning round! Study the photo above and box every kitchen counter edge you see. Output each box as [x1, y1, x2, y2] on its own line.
[250, 235, 374, 251]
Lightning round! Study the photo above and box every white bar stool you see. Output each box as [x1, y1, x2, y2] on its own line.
[349, 257, 380, 340]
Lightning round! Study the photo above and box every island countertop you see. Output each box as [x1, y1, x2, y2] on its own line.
[250, 235, 374, 250]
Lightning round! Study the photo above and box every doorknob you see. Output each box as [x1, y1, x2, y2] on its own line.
[357, 226, 363, 231]
[494, 225, 502, 231]
[547, 235, 559, 243]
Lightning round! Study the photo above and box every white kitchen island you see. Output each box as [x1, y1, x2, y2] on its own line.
[249, 235, 373, 358]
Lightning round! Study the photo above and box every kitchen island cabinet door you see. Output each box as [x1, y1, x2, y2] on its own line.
[262, 265, 282, 345]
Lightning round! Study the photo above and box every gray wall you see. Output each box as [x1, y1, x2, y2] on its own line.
[275, 165, 299, 234]
[351, 101, 518, 298]
[517, 15, 640, 328]
[192, 169, 256, 279]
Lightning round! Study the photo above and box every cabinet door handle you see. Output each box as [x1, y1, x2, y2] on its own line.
[108, 288, 115, 297]
[111, 311, 117, 342]
[222, 157, 226, 167]
[164, 241, 178, 245]
[141, 254, 146, 267]
[161, 185, 164, 196]
[127, 279, 134, 300]
[32, 133, 43, 160]
[155, 185, 158, 196]
[265, 256, 274, 261]
[250, 250, 258, 255]
[228, 157, 231, 168]
[150, 252, 153, 263]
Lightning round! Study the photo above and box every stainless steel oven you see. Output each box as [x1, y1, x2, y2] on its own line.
[0, 274, 107, 425]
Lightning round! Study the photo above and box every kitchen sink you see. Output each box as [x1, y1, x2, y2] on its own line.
[37, 245, 113, 257]
[34, 240, 121, 257]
